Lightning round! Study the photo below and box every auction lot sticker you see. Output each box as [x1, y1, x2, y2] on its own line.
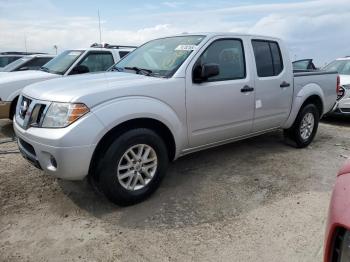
[175, 45, 197, 51]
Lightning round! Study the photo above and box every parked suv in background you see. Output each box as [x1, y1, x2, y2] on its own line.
[323, 57, 350, 115]
[0, 44, 136, 119]
[0, 54, 54, 72]
[14, 33, 337, 206]
[0, 54, 24, 69]
[0, 52, 47, 69]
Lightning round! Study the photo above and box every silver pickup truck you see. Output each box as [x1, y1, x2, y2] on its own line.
[14, 33, 338, 206]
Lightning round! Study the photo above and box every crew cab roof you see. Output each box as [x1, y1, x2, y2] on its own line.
[171, 32, 282, 42]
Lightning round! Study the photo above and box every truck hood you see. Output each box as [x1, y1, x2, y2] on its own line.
[340, 75, 350, 85]
[22, 72, 169, 108]
[0, 70, 58, 82]
[0, 70, 59, 101]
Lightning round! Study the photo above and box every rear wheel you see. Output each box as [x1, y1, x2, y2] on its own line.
[98, 128, 168, 206]
[284, 104, 319, 148]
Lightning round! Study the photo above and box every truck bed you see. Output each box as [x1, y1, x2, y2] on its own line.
[293, 70, 338, 115]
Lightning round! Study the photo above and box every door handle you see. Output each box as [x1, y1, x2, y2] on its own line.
[241, 85, 254, 93]
[280, 81, 290, 88]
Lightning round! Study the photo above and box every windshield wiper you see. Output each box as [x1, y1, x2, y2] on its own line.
[110, 66, 124, 72]
[40, 66, 62, 75]
[40, 66, 49, 72]
[124, 66, 153, 76]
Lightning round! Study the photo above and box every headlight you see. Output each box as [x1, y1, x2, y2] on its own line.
[42, 102, 89, 128]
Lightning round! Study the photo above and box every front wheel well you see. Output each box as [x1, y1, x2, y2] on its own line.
[301, 95, 323, 117]
[88, 118, 176, 182]
[9, 96, 19, 120]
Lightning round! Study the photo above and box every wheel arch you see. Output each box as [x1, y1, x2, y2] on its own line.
[9, 96, 19, 119]
[88, 117, 177, 182]
[282, 84, 325, 129]
[301, 95, 323, 116]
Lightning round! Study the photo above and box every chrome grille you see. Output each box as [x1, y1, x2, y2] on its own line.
[16, 95, 50, 129]
[19, 96, 32, 119]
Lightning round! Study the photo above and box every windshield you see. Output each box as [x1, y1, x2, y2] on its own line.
[111, 35, 205, 78]
[323, 60, 350, 75]
[0, 56, 21, 68]
[1, 57, 31, 72]
[41, 50, 83, 75]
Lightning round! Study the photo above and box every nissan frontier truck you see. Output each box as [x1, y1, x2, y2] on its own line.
[14, 33, 338, 206]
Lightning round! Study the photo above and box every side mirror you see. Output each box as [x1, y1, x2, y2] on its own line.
[70, 65, 90, 75]
[18, 66, 29, 71]
[193, 63, 220, 83]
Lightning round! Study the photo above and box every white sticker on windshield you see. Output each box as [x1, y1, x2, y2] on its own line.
[175, 45, 197, 51]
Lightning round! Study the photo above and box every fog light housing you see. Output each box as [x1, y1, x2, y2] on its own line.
[50, 155, 57, 169]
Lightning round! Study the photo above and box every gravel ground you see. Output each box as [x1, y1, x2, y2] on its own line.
[1, 118, 350, 262]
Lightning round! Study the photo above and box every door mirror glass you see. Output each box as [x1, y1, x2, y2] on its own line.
[70, 64, 90, 75]
[193, 63, 220, 83]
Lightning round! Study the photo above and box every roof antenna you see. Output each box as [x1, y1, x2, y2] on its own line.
[98, 9, 102, 45]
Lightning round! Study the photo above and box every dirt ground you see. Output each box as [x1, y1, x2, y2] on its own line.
[1, 117, 350, 262]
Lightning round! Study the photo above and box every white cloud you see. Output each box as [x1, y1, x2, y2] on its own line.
[0, 17, 179, 54]
[162, 1, 184, 8]
[0, 0, 349, 65]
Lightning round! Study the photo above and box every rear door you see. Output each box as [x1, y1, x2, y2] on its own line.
[186, 36, 255, 147]
[251, 39, 293, 132]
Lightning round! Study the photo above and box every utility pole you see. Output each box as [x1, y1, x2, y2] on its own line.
[24, 35, 28, 54]
[98, 9, 102, 45]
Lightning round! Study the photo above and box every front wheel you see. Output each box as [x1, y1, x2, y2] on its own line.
[98, 128, 169, 206]
[284, 104, 320, 148]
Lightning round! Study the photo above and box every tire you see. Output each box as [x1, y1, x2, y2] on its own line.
[284, 104, 319, 148]
[98, 128, 169, 206]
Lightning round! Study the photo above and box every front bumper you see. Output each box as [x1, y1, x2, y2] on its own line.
[0, 101, 11, 119]
[13, 113, 104, 180]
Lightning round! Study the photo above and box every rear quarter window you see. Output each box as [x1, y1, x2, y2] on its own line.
[119, 51, 130, 59]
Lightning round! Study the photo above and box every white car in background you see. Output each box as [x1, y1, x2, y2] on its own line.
[0, 53, 25, 70]
[0, 54, 54, 72]
[324, 56, 350, 115]
[0, 44, 136, 119]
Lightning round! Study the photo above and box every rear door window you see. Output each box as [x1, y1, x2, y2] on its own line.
[252, 40, 284, 77]
[270, 42, 283, 75]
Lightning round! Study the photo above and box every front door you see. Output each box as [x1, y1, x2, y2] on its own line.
[186, 37, 255, 148]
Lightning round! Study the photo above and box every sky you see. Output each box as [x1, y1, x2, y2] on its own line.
[0, 0, 349, 66]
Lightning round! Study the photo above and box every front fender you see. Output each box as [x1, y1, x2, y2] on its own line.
[91, 96, 187, 158]
[282, 83, 325, 129]
[0, 80, 23, 101]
